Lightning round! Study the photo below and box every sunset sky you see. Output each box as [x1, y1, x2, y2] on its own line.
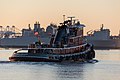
[0, 0, 120, 35]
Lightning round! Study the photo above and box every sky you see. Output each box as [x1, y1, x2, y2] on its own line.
[0, 0, 120, 35]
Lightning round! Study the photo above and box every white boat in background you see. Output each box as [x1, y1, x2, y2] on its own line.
[85, 24, 120, 49]
[0, 22, 57, 48]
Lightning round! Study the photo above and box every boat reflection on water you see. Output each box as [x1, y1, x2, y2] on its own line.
[54, 63, 85, 79]
[0, 49, 120, 80]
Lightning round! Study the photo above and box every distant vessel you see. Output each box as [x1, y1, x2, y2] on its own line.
[85, 24, 120, 49]
[0, 22, 57, 48]
[9, 16, 95, 62]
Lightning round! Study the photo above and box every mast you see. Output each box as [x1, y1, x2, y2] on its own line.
[67, 16, 75, 25]
[100, 24, 104, 30]
[0, 26, 2, 32]
[118, 30, 120, 37]
[73, 19, 79, 25]
[63, 15, 65, 22]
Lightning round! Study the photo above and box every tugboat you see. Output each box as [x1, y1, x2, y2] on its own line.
[9, 17, 95, 62]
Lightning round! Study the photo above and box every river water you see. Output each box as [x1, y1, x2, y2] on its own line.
[0, 49, 120, 80]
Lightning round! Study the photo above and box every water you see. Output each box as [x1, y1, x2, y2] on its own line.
[0, 49, 120, 80]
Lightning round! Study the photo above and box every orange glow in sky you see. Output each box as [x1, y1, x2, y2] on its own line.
[0, 0, 120, 35]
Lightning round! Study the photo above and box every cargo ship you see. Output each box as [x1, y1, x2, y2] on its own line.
[0, 22, 57, 48]
[85, 24, 120, 49]
[9, 17, 95, 62]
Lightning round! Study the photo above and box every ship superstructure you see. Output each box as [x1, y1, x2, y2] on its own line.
[0, 22, 57, 48]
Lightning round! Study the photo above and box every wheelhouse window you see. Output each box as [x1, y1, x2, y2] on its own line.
[69, 39, 73, 43]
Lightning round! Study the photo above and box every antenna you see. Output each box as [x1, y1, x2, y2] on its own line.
[102, 24, 104, 27]
[63, 15, 65, 22]
[101, 24, 104, 30]
[67, 16, 75, 25]
[0, 26, 2, 31]
[119, 30, 120, 36]
[73, 19, 79, 25]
